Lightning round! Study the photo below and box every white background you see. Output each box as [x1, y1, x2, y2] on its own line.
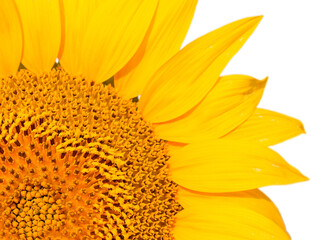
[182, 1, 311, 239]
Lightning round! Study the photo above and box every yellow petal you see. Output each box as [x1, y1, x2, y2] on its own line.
[59, 0, 103, 75]
[154, 75, 266, 143]
[115, 0, 198, 99]
[223, 108, 305, 146]
[167, 141, 187, 152]
[15, 0, 61, 73]
[174, 188, 290, 240]
[169, 139, 307, 192]
[139, 16, 262, 123]
[79, 0, 158, 83]
[177, 187, 286, 230]
[0, 0, 23, 77]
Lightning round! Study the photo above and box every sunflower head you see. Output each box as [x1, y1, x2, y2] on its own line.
[0, 0, 307, 240]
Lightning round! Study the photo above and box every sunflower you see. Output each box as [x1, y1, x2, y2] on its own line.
[0, 0, 307, 239]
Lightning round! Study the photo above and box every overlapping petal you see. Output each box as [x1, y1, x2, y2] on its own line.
[79, 0, 158, 83]
[15, 0, 61, 73]
[223, 108, 305, 145]
[115, 0, 198, 99]
[177, 187, 286, 229]
[139, 16, 262, 123]
[169, 139, 307, 192]
[154, 75, 266, 143]
[0, 0, 23, 77]
[174, 188, 290, 240]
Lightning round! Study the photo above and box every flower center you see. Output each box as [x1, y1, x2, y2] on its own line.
[0, 68, 181, 239]
[3, 181, 65, 239]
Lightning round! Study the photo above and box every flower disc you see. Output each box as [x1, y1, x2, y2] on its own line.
[0, 68, 181, 240]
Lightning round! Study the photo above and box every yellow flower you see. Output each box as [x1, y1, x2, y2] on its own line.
[0, 0, 307, 240]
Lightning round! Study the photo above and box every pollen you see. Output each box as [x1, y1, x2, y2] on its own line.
[0, 68, 181, 239]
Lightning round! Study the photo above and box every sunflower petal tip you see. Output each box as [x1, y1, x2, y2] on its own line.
[292, 171, 309, 184]
[252, 15, 264, 22]
[246, 15, 263, 29]
[301, 174, 309, 182]
[240, 15, 263, 26]
[261, 76, 268, 87]
[255, 76, 268, 90]
[289, 116, 306, 135]
[300, 122, 306, 134]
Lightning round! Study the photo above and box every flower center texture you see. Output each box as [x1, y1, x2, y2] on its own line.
[0, 68, 181, 240]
